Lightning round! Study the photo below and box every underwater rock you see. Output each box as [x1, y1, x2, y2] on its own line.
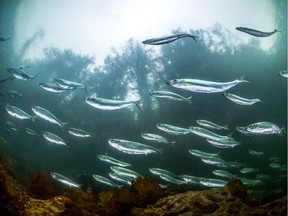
[29, 170, 57, 199]
[131, 178, 287, 216]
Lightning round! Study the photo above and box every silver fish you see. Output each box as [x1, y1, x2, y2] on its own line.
[109, 172, 134, 186]
[223, 93, 261, 105]
[5, 103, 35, 121]
[236, 27, 279, 37]
[142, 33, 197, 45]
[248, 149, 264, 156]
[239, 177, 262, 186]
[68, 128, 92, 138]
[97, 155, 131, 167]
[239, 122, 285, 135]
[167, 77, 248, 93]
[179, 175, 204, 185]
[156, 123, 190, 135]
[141, 133, 171, 144]
[206, 139, 241, 148]
[6, 67, 39, 80]
[149, 168, 178, 178]
[54, 78, 86, 89]
[201, 156, 230, 168]
[108, 139, 161, 155]
[189, 126, 233, 142]
[212, 170, 236, 179]
[51, 172, 81, 188]
[43, 132, 67, 146]
[200, 178, 228, 188]
[110, 166, 142, 178]
[32, 106, 68, 127]
[158, 174, 187, 185]
[5, 120, 18, 134]
[278, 70, 288, 78]
[240, 167, 259, 174]
[92, 174, 123, 188]
[149, 90, 192, 104]
[196, 120, 229, 130]
[84, 96, 141, 110]
[25, 128, 39, 136]
[7, 90, 22, 98]
[188, 149, 219, 159]
[39, 82, 67, 93]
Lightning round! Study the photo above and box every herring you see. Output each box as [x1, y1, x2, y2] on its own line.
[236, 27, 279, 37]
[196, 120, 229, 130]
[149, 168, 178, 178]
[188, 149, 219, 159]
[84, 96, 142, 110]
[5, 103, 35, 121]
[110, 166, 143, 178]
[200, 178, 228, 188]
[167, 77, 248, 93]
[39, 82, 67, 93]
[206, 139, 241, 148]
[92, 174, 123, 188]
[237, 122, 285, 135]
[32, 106, 68, 127]
[97, 155, 131, 167]
[6, 67, 39, 80]
[223, 93, 262, 105]
[149, 90, 192, 104]
[156, 123, 190, 135]
[54, 78, 86, 90]
[43, 132, 67, 146]
[141, 133, 171, 144]
[142, 33, 197, 45]
[7, 90, 22, 98]
[67, 128, 92, 138]
[51, 172, 81, 188]
[108, 139, 161, 155]
[109, 172, 134, 186]
[25, 128, 39, 136]
[248, 149, 264, 156]
[189, 126, 233, 142]
[212, 170, 236, 179]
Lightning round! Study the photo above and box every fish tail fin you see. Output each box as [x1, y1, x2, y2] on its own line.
[135, 100, 143, 111]
[186, 96, 193, 104]
[31, 116, 37, 122]
[191, 35, 198, 42]
[157, 148, 164, 155]
[280, 128, 286, 136]
[84, 85, 92, 94]
[117, 184, 123, 189]
[238, 75, 250, 83]
[32, 73, 40, 80]
[226, 132, 234, 140]
[61, 122, 69, 129]
[223, 125, 230, 130]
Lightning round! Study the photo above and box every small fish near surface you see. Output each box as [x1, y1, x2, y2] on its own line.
[32, 106, 68, 127]
[5, 103, 35, 121]
[149, 90, 192, 104]
[236, 27, 279, 37]
[84, 96, 142, 111]
[108, 139, 161, 155]
[0, 36, 12, 41]
[110, 166, 143, 179]
[53, 78, 87, 90]
[223, 93, 262, 105]
[278, 70, 288, 78]
[6, 67, 39, 80]
[167, 77, 248, 93]
[200, 178, 228, 188]
[25, 128, 39, 136]
[5, 120, 18, 135]
[51, 172, 81, 188]
[237, 122, 285, 136]
[39, 82, 67, 93]
[142, 33, 197, 45]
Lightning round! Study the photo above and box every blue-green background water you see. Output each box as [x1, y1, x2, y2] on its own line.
[0, 0, 287, 196]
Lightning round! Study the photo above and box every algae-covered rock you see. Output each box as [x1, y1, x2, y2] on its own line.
[131, 178, 287, 216]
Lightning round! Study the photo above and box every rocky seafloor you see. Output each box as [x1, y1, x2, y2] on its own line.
[0, 146, 287, 216]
